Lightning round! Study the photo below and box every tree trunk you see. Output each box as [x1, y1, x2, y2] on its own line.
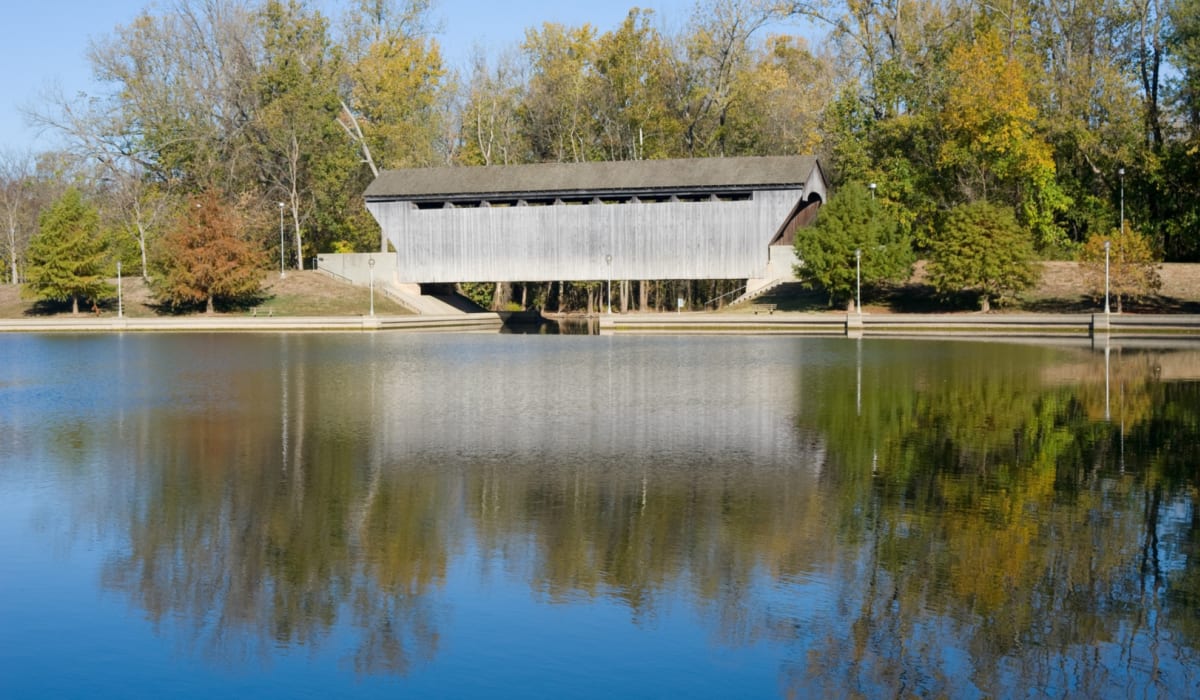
[980, 295, 991, 313]
[558, 281, 565, 314]
[72, 295, 79, 315]
[639, 280, 648, 312]
[206, 295, 215, 314]
[492, 282, 512, 311]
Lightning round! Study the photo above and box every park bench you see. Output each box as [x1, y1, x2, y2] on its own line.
[251, 307, 274, 317]
[749, 303, 776, 315]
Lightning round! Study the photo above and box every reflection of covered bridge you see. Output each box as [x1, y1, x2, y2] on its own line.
[361, 155, 826, 300]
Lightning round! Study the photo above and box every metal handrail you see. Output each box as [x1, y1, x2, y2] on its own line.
[703, 285, 747, 307]
[316, 267, 355, 285]
[378, 285, 423, 314]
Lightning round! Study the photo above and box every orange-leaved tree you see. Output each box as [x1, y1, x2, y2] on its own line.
[153, 191, 264, 313]
[1078, 223, 1161, 312]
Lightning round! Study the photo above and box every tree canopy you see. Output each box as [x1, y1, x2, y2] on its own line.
[1078, 224, 1162, 313]
[793, 182, 914, 309]
[153, 192, 264, 313]
[22, 188, 112, 314]
[927, 200, 1039, 311]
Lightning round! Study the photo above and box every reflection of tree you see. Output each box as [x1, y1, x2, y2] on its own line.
[98, 353, 448, 675]
[467, 458, 836, 644]
[784, 342, 1200, 697]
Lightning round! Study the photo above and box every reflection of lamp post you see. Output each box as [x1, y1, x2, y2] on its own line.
[1104, 240, 1111, 316]
[117, 261, 123, 319]
[855, 248, 862, 316]
[1104, 341, 1111, 422]
[605, 254, 612, 314]
[1118, 167, 1125, 231]
[868, 182, 876, 199]
[368, 257, 375, 317]
[277, 202, 286, 279]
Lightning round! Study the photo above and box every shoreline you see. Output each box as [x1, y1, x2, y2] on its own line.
[598, 311, 1200, 340]
[3, 309, 1200, 341]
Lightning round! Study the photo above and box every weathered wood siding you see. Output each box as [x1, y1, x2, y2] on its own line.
[367, 189, 802, 283]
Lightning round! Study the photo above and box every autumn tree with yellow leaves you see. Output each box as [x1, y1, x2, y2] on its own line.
[1079, 223, 1162, 312]
[940, 29, 1070, 252]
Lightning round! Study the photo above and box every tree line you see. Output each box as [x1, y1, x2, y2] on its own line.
[1, 0, 1197, 313]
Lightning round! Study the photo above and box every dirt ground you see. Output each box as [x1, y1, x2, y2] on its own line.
[994, 261, 1199, 314]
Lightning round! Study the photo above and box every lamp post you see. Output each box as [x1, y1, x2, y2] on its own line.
[605, 254, 612, 314]
[1118, 167, 1125, 233]
[1104, 239, 1111, 316]
[117, 261, 123, 319]
[277, 202, 286, 279]
[855, 248, 862, 316]
[868, 182, 876, 199]
[368, 257, 375, 317]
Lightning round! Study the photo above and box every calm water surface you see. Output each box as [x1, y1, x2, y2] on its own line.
[1, 333, 1199, 698]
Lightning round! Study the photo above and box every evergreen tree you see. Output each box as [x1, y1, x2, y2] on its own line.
[22, 188, 111, 314]
[927, 201, 1039, 312]
[792, 182, 914, 310]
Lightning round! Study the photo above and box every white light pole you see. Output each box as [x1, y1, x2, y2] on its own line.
[117, 261, 123, 319]
[368, 257, 375, 317]
[605, 254, 612, 314]
[1118, 167, 1125, 232]
[1104, 239, 1111, 316]
[277, 202, 286, 279]
[855, 248, 862, 316]
[868, 182, 876, 199]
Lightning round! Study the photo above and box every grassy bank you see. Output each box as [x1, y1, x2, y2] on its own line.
[0, 271, 412, 319]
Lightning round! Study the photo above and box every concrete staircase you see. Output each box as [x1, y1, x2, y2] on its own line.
[380, 285, 469, 315]
[730, 277, 788, 306]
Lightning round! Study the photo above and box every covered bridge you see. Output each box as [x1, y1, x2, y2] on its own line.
[363, 155, 826, 285]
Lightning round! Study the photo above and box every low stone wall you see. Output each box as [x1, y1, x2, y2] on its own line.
[0, 312, 501, 334]
[600, 312, 1200, 340]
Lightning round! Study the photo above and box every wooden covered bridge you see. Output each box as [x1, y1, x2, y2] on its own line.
[363, 155, 826, 295]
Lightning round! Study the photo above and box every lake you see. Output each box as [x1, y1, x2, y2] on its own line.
[1, 333, 1198, 698]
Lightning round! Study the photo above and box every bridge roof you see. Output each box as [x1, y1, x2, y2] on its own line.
[365, 155, 822, 202]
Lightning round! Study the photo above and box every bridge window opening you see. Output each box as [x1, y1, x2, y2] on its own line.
[407, 191, 752, 210]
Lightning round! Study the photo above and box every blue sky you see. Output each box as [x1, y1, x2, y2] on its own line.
[0, 0, 717, 154]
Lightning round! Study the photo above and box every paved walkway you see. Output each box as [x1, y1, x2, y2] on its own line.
[0, 313, 503, 333]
